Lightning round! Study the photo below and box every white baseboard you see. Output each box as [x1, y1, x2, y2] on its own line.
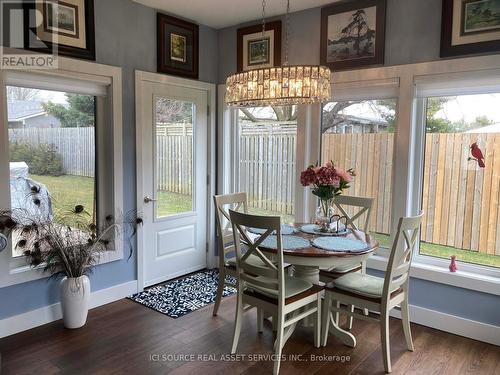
[0, 280, 138, 338]
[390, 304, 500, 347]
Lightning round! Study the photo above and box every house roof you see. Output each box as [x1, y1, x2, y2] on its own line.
[7, 100, 47, 122]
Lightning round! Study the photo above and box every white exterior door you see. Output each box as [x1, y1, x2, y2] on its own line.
[138, 80, 208, 287]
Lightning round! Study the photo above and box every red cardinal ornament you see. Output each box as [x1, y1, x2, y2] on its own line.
[469, 142, 485, 168]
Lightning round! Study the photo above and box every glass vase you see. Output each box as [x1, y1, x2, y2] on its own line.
[315, 198, 334, 229]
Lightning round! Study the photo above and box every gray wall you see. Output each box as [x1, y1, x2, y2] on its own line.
[218, 0, 442, 83]
[0, 0, 218, 320]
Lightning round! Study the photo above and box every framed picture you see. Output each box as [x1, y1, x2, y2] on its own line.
[29, 0, 95, 60]
[441, 0, 500, 57]
[237, 21, 281, 72]
[320, 0, 386, 70]
[157, 13, 199, 79]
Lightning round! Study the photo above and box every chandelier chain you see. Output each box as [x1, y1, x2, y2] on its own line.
[262, 0, 266, 37]
[285, 0, 290, 66]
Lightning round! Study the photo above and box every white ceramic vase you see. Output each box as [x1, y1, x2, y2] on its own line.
[60, 275, 90, 329]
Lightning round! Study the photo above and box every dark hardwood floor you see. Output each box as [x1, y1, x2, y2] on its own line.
[1, 294, 499, 375]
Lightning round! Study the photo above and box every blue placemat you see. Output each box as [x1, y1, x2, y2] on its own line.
[312, 237, 368, 252]
[300, 223, 350, 236]
[259, 235, 310, 250]
[248, 224, 297, 235]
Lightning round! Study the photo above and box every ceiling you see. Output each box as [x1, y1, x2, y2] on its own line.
[133, 0, 338, 29]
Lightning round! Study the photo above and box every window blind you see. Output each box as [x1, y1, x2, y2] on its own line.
[331, 78, 400, 101]
[414, 69, 500, 98]
[5, 71, 110, 97]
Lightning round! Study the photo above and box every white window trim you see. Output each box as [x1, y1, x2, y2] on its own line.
[0, 51, 123, 288]
[331, 54, 500, 295]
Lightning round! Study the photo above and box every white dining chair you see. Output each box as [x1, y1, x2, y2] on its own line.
[213, 193, 255, 316]
[229, 210, 323, 375]
[319, 195, 374, 329]
[321, 212, 424, 373]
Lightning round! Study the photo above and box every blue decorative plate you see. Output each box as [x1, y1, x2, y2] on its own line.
[311, 237, 368, 252]
[300, 223, 350, 236]
[248, 224, 297, 235]
[259, 235, 311, 250]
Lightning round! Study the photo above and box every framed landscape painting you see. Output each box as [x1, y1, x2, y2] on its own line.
[320, 0, 386, 70]
[30, 0, 95, 60]
[157, 13, 199, 79]
[237, 21, 281, 72]
[441, 0, 500, 57]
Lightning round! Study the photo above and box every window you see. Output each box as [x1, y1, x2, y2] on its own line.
[0, 60, 123, 288]
[7, 86, 97, 258]
[321, 99, 397, 246]
[418, 93, 500, 269]
[154, 97, 194, 217]
[236, 106, 297, 223]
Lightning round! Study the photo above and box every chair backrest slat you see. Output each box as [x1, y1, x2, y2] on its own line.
[229, 209, 285, 303]
[214, 193, 248, 266]
[383, 211, 424, 303]
[333, 195, 374, 233]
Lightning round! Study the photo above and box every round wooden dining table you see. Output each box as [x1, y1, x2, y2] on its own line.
[258, 223, 379, 285]
[258, 223, 379, 347]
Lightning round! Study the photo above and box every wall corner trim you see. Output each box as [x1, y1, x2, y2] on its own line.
[0, 280, 138, 338]
[391, 304, 500, 347]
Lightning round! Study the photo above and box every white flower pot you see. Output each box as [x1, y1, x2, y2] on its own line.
[60, 275, 90, 329]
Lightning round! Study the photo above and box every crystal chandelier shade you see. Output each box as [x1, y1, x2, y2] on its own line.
[225, 65, 331, 107]
[224, 0, 331, 107]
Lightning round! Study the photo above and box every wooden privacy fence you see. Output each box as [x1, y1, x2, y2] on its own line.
[239, 122, 297, 216]
[322, 133, 394, 236]
[9, 127, 95, 177]
[322, 132, 500, 255]
[156, 124, 193, 194]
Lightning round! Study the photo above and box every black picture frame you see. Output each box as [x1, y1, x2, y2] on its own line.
[24, 0, 95, 61]
[441, 0, 500, 57]
[237, 21, 281, 73]
[320, 0, 386, 71]
[157, 13, 199, 79]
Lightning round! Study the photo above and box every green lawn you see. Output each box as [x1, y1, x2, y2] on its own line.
[32, 174, 195, 219]
[29, 175, 500, 268]
[371, 233, 500, 269]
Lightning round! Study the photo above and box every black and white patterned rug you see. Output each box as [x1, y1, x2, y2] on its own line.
[127, 269, 237, 318]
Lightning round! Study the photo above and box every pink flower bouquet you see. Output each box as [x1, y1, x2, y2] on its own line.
[300, 161, 355, 223]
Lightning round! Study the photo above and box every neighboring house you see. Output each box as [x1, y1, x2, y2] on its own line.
[466, 123, 500, 133]
[323, 113, 388, 134]
[7, 100, 62, 128]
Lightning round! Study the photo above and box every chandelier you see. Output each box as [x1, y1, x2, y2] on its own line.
[225, 0, 331, 107]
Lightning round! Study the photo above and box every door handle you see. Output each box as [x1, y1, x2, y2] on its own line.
[144, 196, 158, 203]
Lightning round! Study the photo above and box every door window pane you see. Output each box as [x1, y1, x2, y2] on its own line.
[155, 97, 194, 217]
[7, 86, 96, 257]
[321, 99, 397, 245]
[420, 94, 500, 268]
[237, 106, 297, 223]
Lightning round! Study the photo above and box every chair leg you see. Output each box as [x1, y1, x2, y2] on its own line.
[347, 304, 354, 330]
[231, 287, 244, 354]
[314, 295, 321, 348]
[273, 313, 285, 375]
[257, 308, 264, 333]
[321, 293, 332, 347]
[401, 300, 414, 352]
[213, 269, 226, 316]
[334, 300, 340, 325]
[381, 310, 392, 373]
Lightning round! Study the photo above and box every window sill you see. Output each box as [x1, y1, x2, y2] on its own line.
[367, 254, 500, 297]
[0, 249, 123, 288]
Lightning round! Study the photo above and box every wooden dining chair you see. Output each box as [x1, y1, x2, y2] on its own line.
[213, 193, 252, 316]
[321, 212, 424, 373]
[319, 195, 374, 329]
[229, 210, 323, 375]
